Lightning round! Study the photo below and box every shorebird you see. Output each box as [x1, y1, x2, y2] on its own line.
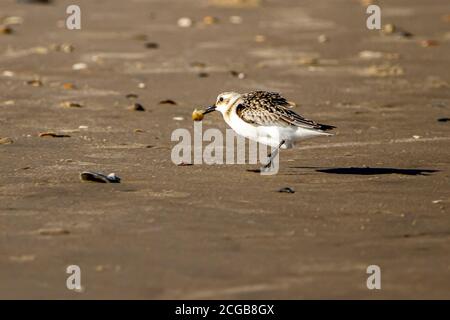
[200, 91, 335, 168]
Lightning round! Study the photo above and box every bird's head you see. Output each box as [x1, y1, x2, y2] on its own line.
[203, 92, 242, 116]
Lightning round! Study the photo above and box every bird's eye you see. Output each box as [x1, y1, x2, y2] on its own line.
[219, 97, 224, 102]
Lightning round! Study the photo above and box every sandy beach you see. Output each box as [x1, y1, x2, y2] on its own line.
[0, 0, 449, 299]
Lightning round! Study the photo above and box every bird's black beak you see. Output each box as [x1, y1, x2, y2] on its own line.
[203, 105, 216, 115]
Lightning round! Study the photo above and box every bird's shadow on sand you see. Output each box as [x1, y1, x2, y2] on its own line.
[290, 167, 439, 176]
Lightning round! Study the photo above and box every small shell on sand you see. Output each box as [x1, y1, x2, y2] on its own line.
[363, 64, 404, 77]
[192, 109, 205, 121]
[51, 43, 74, 53]
[159, 99, 177, 105]
[0, 25, 13, 34]
[144, 42, 159, 49]
[361, 51, 399, 60]
[9, 255, 35, 263]
[2, 70, 15, 77]
[2, 16, 23, 25]
[39, 132, 71, 138]
[38, 228, 70, 236]
[0, 137, 14, 145]
[60, 101, 83, 108]
[62, 83, 76, 90]
[26, 79, 43, 87]
[209, 0, 261, 8]
[203, 16, 219, 25]
[177, 17, 193, 28]
[278, 187, 295, 194]
[297, 57, 319, 66]
[129, 102, 145, 111]
[420, 40, 439, 47]
[80, 171, 121, 183]
[230, 70, 246, 79]
[72, 62, 88, 70]
[126, 93, 139, 99]
[177, 161, 193, 166]
[229, 16, 243, 24]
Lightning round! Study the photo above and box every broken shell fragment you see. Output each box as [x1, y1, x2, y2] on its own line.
[209, 0, 261, 8]
[126, 93, 139, 99]
[60, 101, 83, 108]
[0, 137, 14, 145]
[49, 43, 75, 53]
[359, 0, 376, 5]
[229, 15, 243, 24]
[297, 57, 319, 66]
[177, 161, 193, 166]
[59, 43, 74, 53]
[80, 171, 121, 183]
[34, 46, 49, 55]
[359, 50, 383, 59]
[72, 62, 88, 70]
[190, 61, 206, 68]
[159, 99, 177, 105]
[18, 0, 52, 4]
[62, 82, 76, 90]
[230, 70, 245, 79]
[144, 42, 159, 49]
[192, 109, 205, 121]
[420, 40, 439, 47]
[364, 64, 404, 77]
[3, 16, 23, 26]
[399, 30, 413, 38]
[106, 173, 121, 183]
[203, 16, 219, 25]
[129, 103, 145, 111]
[177, 17, 193, 28]
[26, 79, 43, 87]
[0, 25, 13, 34]
[38, 228, 70, 236]
[278, 187, 295, 194]
[9, 255, 35, 263]
[2, 70, 15, 77]
[39, 132, 71, 138]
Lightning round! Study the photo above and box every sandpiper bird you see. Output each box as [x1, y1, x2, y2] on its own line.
[201, 91, 335, 168]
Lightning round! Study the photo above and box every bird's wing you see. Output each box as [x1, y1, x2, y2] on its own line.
[238, 91, 335, 131]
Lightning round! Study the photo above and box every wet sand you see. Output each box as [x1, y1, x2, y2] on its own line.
[0, 0, 450, 299]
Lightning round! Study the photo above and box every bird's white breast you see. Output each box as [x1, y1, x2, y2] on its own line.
[224, 110, 286, 148]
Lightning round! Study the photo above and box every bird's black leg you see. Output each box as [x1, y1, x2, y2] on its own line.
[263, 140, 285, 169]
